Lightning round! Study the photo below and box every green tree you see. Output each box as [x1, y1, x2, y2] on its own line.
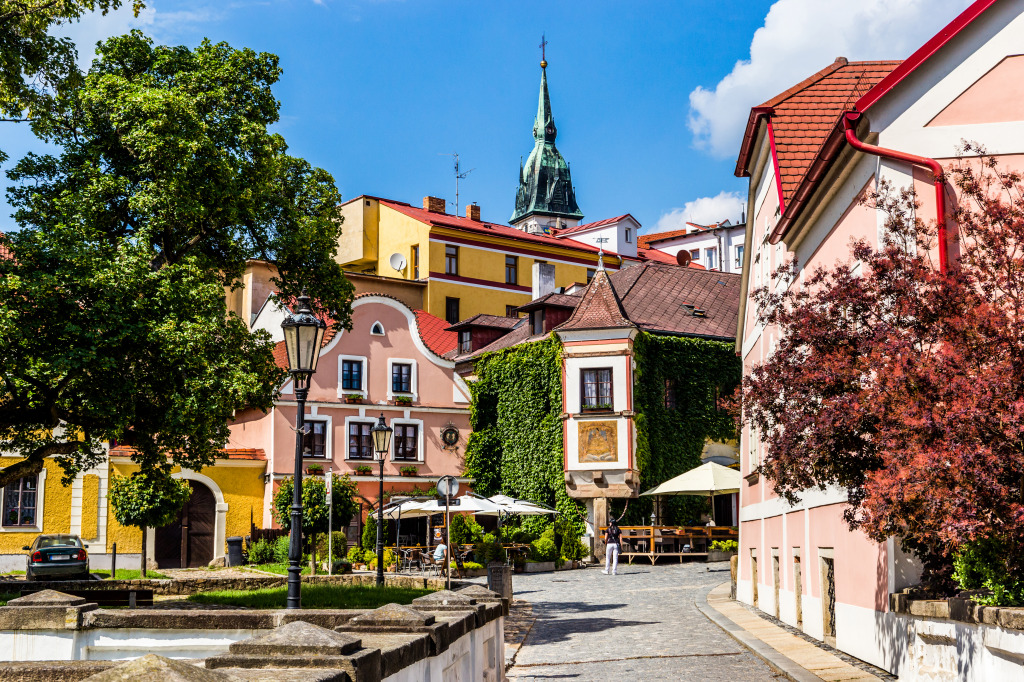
[272, 474, 359, 572]
[107, 471, 190, 576]
[362, 512, 377, 553]
[0, 0, 145, 162]
[0, 32, 353, 488]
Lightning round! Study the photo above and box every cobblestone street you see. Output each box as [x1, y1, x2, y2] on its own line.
[505, 562, 784, 681]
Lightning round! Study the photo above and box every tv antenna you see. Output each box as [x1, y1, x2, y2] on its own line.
[442, 152, 474, 215]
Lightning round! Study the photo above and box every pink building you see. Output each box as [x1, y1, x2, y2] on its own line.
[734, 0, 1024, 672]
[228, 293, 472, 538]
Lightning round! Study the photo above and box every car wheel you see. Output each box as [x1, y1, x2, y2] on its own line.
[25, 567, 33, 581]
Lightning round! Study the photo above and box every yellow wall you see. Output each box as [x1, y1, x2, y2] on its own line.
[106, 461, 265, 555]
[0, 457, 72, 554]
[82, 474, 100, 540]
[375, 204, 431, 278]
[337, 198, 379, 267]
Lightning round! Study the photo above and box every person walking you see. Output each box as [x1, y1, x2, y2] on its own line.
[602, 518, 621, 575]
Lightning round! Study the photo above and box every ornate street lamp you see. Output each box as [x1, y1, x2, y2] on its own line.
[371, 413, 393, 587]
[280, 292, 326, 610]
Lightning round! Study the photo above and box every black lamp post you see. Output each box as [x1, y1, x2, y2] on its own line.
[280, 292, 326, 610]
[371, 413, 393, 588]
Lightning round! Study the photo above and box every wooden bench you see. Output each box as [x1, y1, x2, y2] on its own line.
[20, 588, 154, 607]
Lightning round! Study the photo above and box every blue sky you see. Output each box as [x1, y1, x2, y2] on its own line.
[2, 0, 973, 235]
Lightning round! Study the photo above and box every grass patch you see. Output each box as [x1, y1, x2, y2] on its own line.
[0, 570, 25, 576]
[247, 563, 311, 576]
[0, 592, 17, 606]
[91, 569, 169, 580]
[187, 583, 433, 609]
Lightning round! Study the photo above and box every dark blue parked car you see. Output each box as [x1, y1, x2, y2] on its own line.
[23, 534, 90, 581]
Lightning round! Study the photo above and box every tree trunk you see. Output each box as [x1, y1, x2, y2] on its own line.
[141, 526, 147, 578]
[310, 533, 317, 576]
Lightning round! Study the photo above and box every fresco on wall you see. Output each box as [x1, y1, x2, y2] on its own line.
[578, 421, 617, 463]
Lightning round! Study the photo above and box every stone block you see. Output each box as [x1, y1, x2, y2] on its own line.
[997, 607, 1024, 631]
[347, 603, 435, 628]
[82, 653, 243, 681]
[411, 589, 475, 609]
[229, 620, 362, 656]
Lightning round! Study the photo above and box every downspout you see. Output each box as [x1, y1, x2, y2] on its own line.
[842, 111, 948, 272]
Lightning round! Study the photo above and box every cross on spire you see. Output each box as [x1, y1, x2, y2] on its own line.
[539, 34, 549, 68]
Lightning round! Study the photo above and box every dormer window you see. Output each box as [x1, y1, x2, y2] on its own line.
[531, 309, 545, 335]
[459, 330, 471, 354]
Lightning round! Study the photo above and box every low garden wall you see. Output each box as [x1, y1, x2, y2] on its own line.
[3, 573, 450, 596]
[0, 584, 507, 681]
[889, 590, 1024, 681]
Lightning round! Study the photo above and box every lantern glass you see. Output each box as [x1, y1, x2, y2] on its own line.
[371, 414, 393, 455]
[280, 293, 326, 374]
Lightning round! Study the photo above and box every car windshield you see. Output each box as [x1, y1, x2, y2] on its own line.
[36, 535, 82, 549]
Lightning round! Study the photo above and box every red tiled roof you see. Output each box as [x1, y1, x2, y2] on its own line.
[109, 446, 266, 461]
[414, 309, 458, 355]
[377, 198, 611, 257]
[637, 222, 727, 248]
[445, 313, 520, 332]
[553, 214, 637, 237]
[556, 269, 633, 332]
[735, 58, 901, 211]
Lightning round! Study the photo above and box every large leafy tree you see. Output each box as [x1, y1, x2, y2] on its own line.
[744, 149, 1024, 592]
[1, 0, 145, 162]
[0, 31, 353, 487]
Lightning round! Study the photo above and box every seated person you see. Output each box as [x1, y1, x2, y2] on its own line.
[433, 538, 448, 575]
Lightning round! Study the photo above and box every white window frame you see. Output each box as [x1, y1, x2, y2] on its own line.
[387, 358, 418, 401]
[390, 417, 425, 463]
[302, 411, 332, 461]
[337, 354, 368, 398]
[343, 416, 377, 462]
[705, 247, 718, 270]
[370, 321, 385, 336]
[1, 467, 47, 532]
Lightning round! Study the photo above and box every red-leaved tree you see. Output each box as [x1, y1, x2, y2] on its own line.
[744, 147, 1024, 594]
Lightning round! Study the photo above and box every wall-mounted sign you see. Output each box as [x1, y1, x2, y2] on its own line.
[441, 425, 460, 450]
[578, 421, 617, 463]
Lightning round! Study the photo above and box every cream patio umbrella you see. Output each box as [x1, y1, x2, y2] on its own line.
[640, 461, 741, 524]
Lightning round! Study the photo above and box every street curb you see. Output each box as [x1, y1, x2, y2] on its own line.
[696, 583, 823, 682]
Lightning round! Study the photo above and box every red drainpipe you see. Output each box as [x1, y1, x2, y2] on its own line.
[842, 111, 949, 273]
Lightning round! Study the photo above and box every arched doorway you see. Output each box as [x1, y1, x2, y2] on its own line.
[155, 480, 216, 568]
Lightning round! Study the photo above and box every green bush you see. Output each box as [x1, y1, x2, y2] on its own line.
[474, 534, 507, 565]
[449, 515, 476, 545]
[273, 535, 291, 563]
[332, 559, 353, 574]
[451, 561, 484, 571]
[316, 532, 348, 560]
[710, 540, 738, 553]
[347, 545, 366, 564]
[367, 548, 398, 571]
[561, 537, 590, 561]
[953, 538, 1024, 606]
[248, 539, 275, 565]
[362, 514, 377, 552]
[530, 528, 559, 562]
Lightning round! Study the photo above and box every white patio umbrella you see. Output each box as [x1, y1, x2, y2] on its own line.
[640, 461, 741, 524]
[480, 494, 558, 517]
[412, 494, 505, 515]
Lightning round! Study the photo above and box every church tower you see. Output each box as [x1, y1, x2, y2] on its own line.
[510, 42, 584, 233]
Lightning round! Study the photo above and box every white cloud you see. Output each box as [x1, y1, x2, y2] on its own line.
[50, 4, 156, 67]
[654, 191, 744, 233]
[688, 0, 974, 159]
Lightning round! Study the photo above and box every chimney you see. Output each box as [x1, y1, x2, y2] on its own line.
[532, 262, 556, 300]
[423, 196, 446, 213]
[466, 203, 481, 221]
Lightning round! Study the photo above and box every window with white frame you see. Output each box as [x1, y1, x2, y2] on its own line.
[581, 368, 613, 410]
[3, 475, 38, 527]
[393, 423, 419, 461]
[392, 363, 412, 393]
[302, 420, 328, 458]
[624, 227, 632, 243]
[705, 247, 718, 270]
[341, 358, 363, 391]
[347, 421, 374, 460]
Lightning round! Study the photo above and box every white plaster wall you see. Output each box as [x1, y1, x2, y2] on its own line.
[896, 615, 1024, 682]
[644, 225, 745, 273]
[564, 354, 631, 472]
[384, 617, 504, 682]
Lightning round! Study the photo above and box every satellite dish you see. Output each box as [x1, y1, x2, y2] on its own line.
[389, 252, 407, 272]
[676, 250, 692, 267]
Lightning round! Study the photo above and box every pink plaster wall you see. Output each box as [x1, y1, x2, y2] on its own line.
[805, 504, 887, 611]
[927, 55, 1024, 127]
[785, 510, 805, 592]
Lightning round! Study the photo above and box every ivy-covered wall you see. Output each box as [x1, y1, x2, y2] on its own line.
[463, 336, 585, 535]
[621, 333, 741, 525]
[464, 331, 741, 532]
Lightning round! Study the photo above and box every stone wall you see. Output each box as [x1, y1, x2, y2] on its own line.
[0, 584, 507, 681]
[889, 590, 1024, 681]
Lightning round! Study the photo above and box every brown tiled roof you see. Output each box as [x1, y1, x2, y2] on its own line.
[609, 263, 740, 340]
[735, 58, 901, 210]
[556, 269, 633, 332]
[109, 446, 266, 461]
[445, 314, 520, 332]
[514, 292, 582, 313]
[454, 317, 540, 361]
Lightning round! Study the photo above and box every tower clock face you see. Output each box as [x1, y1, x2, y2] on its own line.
[441, 426, 460, 448]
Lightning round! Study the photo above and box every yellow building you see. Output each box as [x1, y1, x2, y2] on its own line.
[0, 449, 266, 572]
[338, 195, 628, 323]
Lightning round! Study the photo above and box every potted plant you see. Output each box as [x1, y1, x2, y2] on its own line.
[306, 462, 324, 476]
[707, 539, 739, 563]
[393, 395, 413, 406]
[582, 402, 614, 413]
[399, 465, 419, 477]
[344, 393, 363, 404]
[354, 464, 373, 476]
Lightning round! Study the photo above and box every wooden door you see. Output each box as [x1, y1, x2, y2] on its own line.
[154, 481, 215, 568]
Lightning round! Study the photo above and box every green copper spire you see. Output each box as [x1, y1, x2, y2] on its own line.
[511, 52, 583, 227]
